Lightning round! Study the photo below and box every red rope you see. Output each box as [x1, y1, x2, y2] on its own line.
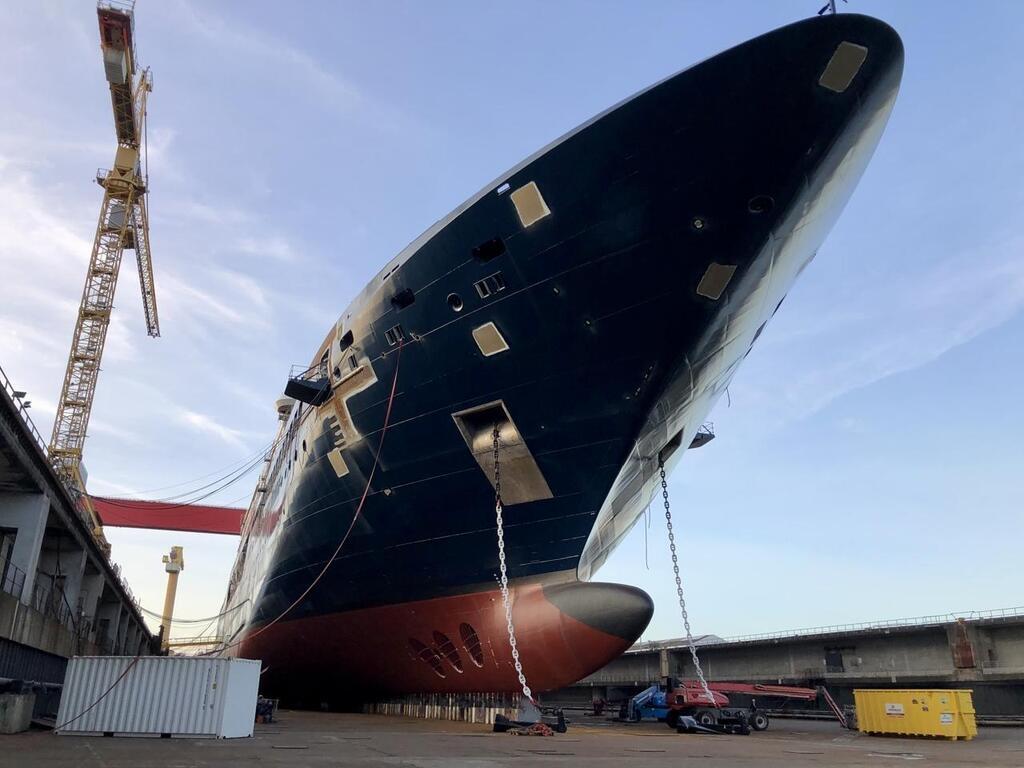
[57, 340, 404, 728]
[213, 339, 404, 655]
[56, 656, 141, 732]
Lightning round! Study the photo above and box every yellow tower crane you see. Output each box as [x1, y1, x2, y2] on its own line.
[50, 1, 159, 549]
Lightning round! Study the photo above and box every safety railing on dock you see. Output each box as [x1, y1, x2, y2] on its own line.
[629, 606, 1024, 653]
[0, 364, 48, 458]
[718, 606, 1024, 645]
[0, 553, 27, 602]
[0, 364, 142, 619]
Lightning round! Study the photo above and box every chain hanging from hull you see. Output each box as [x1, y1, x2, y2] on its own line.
[660, 457, 715, 705]
[493, 425, 534, 703]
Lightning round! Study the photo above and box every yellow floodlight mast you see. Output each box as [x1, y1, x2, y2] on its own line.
[159, 546, 183, 652]
[49, 1, 159, 550]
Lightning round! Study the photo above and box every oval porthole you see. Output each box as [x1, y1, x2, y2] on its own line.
[447, 293, 464, 312]
[302, 440, 307, 453]
[748, 195, 774, 214]
[408, 638, 447, 678]
[408, 638, 427, 660]
[433, 630, 464, 673]
[459, 622, 485, 668]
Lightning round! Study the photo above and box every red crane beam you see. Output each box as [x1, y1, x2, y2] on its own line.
[91, 497, 243, 535]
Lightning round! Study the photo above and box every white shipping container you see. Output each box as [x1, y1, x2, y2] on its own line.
[56, 656, 261, 738]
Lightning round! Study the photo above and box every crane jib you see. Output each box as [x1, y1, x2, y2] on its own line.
[49, 1, 160, 550]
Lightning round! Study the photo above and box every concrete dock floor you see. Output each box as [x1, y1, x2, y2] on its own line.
[3, 712, 1022, 767]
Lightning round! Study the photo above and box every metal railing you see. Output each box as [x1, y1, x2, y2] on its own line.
[30, 577, 77, 633]
[288, 360, 329, 383]
[0, 364, 48, 457]
[110, 561, 141, 613]
[0, 365, 145, 642]
[98, 0, 136, 13]
[629, 606, 1024, 653]
[718, 606, 1024, 645]
[0, 554, 26, 601]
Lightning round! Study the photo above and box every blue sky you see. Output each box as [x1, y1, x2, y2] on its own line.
[1, 1, 1022, 640]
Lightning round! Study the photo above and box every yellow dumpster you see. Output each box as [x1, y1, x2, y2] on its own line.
[853, 689, 977, 741]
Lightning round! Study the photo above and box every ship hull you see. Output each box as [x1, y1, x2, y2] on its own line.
[242, 581, 652, 699]
[220, 13, 904, 698]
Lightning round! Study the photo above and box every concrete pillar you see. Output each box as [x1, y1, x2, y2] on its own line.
[116, 605, 129, 654]
[0, 492, 49, 605]
[123, 622, 137, 657]
[96, 592, 121, 653]
[974, 626, 997, 668]
[669, 650, 684, 678]
[134, 626, 149, 656]
[79, 570, 105, 629]
[36, 536, 87, 622]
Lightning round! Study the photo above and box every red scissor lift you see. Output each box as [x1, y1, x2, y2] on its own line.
[625, 678, 848, 734]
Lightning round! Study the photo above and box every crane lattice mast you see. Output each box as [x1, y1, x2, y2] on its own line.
[49, 0, 159, 547]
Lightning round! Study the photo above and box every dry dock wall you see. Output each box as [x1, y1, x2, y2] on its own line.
[0, 367, 154, 687]
[559, 610, 1024, 716]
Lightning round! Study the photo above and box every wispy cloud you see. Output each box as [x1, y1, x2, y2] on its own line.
[89, 415, 144, 446]
[157, 270, 270, 338]
[175, 408, 249, 451]
[210, 268, 271, 311]
[236, 236, 297, 263]
[86, 476, 141, 497]
[161, 199, 251, 227]
[142, 126, 182, 184]
[173, 0, 360, 111]
[0, 159, 94, 273]
[736, 231, 1024, 427]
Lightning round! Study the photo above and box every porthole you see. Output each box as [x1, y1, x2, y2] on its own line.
[302, 440, 307, 453]
[748, 195, 774, 214]
[433, 630, 463, 673]
[408, 638, 446, 678]
[447, 293, 464, 312]
[408, 638, 426, 661]
[459, 622, 485, 668]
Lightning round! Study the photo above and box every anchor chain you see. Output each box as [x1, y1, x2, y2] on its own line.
[494, 424, 533, 703]
[660, 457, 715, 705]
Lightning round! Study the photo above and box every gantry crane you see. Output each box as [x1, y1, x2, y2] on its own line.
[49, 0, 159, 549]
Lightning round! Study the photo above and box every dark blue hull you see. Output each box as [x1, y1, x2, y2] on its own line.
[220, 13, 903, 696]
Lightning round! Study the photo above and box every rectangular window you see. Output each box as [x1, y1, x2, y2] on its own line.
[474, 272, 506, 299]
